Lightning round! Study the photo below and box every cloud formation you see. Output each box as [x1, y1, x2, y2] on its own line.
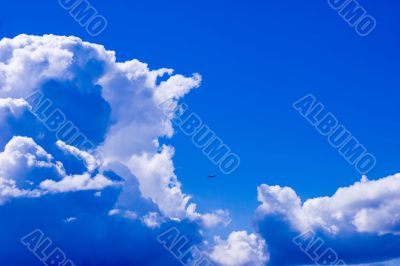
[3, 34, 399, 266]
[208, 231, 269, 266]
[0, 135, 118, 203]
[257, 174, 400, 235]
[0, 34, 240, 265]
[256, 174, 400, 265]
[0, 34, 228, 225]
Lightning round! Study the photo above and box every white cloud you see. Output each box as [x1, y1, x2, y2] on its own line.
[0, 34, 114, 98]
[108, 208, 138, 220]
[208, 231, 269, 266]
[39, 173, 117, 192]
[0, 136, 64, 178]
[127, 145, 190, 219]
[257, 174, 400, 236]
[0, 137, 50, 203]
[141, 212, 165, 229]
[0, 34, 221, 226]
[154, 72, 201, 103]
[0, 136, 116, 202]
[0, 136, 65, 204]
[187, 203, 231, 228]
[0, 178, 43, 204]
[56, 140, 99, 173]
[108, 209, 120, 216]
[0, 98, 29, 116]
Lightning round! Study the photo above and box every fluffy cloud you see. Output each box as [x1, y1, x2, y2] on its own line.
[208, 231, 269, 266]
[56, 140, 99, 173]
[0, 34, 224, 265]
[39, 173, 116, 192]
[0, 98, 29, 118]
[127, 145, 190, 219]
[0, 180, 204, 265]
[0, 34, 227, 226]
[257, 174, 400, 236]
[142, 212, 166, 229]
[187, 203, 232, 228]
[0, 34, 113, 98]
[0, 136, 59, 203]
[0, 136, 63, 180]
[0, 136, 117, 203]
[256, 174, 400, 265]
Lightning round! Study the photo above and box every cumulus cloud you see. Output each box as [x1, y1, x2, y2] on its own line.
[0, 34, 224, 225]
[0, 136, 60, 203]
[127, 145, 190, 219]
[0, 136, 63, 179]
[142, 212, 166, 229]
[0, 34, 113, 98]
[0, 136, 117, 203]
[56, 140, 99, 173]
[39, 173, 116, 192]
[0, 34, 236, 265]
[256, 174, 400, 265]
[0, 98, 29, 117]
[257, 174, 400, 236]
[0, 179, 204, 266]
[187, 203, 232, 228]
[208, 231, 269, 266]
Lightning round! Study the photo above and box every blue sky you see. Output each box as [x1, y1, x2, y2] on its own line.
[0, 0, 400, 265]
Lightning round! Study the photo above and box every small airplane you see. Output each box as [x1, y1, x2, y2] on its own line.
[208, 174, 216, 178]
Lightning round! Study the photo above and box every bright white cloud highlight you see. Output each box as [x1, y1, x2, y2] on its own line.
[141, 212, 165, 229]
[187, 203, 231, 228]
[208, 231, 269, 266]
[39, 173, 116, 192]
[56, 140, 99, 173]
[257, 174, 400, 235]
[127, 145, 190, 219]
[0, 136, 116, 202]
[0, 34, 221, 226]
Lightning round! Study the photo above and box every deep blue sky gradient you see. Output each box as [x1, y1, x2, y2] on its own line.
[1, 0, 399, 237]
